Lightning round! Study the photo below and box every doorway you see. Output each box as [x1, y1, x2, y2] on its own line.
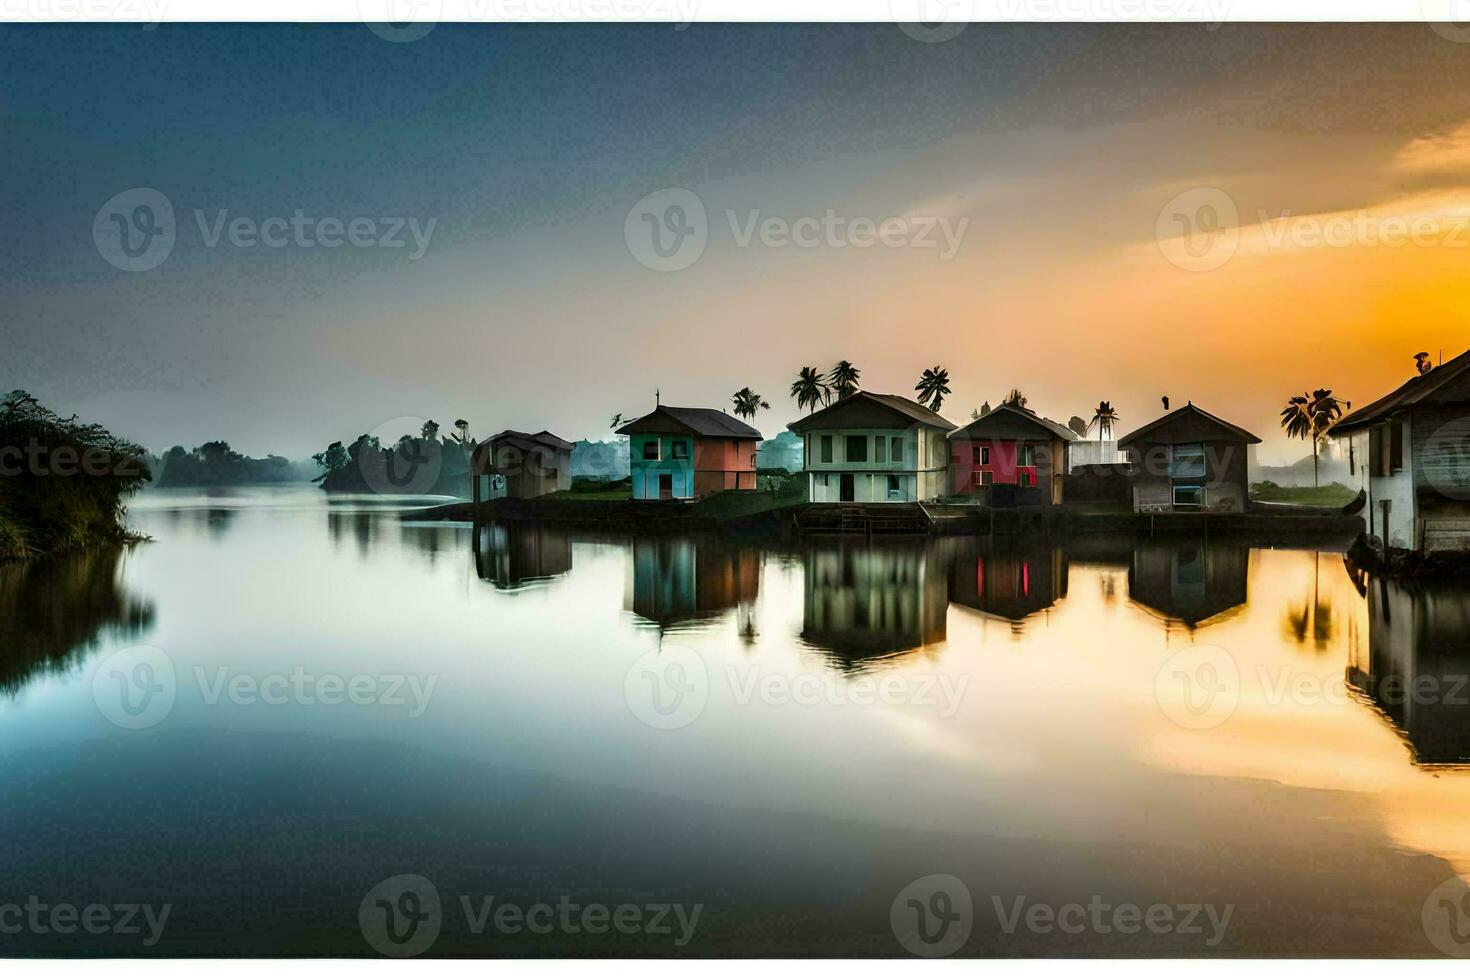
[658, 473, 674, 500]
[839, 473, 855, 502]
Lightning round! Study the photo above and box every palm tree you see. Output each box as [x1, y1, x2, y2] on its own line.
[609, 413, 624, 430]
[790, 367, 830, 414]
[1280, 388, 1348, 487]
[914, 366, 951, 412]
[731, 387, 770, 421]
[1090, 401, 1120, 444]
[827, 360, 861, 399]
[1003, 388, 1027, 409]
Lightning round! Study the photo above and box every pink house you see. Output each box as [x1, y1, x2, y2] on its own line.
[948, 403, 1078, 505]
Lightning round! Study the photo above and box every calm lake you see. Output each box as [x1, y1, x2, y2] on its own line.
[4, 484, 1470, 956]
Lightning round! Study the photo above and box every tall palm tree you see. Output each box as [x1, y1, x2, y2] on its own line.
[1090, 401, 1120, 444]
[827, 360, 861, 399]
[914, 366, 951, 412]
[1003, 388, 1027, 408]
[790, 367, 830, 414]
[731, 387, 770, 421]
[1280, 388, 1347, 487]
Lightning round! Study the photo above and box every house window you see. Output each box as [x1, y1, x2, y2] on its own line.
[1169, 443, 1207, 479]
[1370, 423, 1405, 477]
[875, 437, 886, 464]
[980, 471, 994, 486]
[671, 440, 689, 460]
[820, 435, 833, 464]
[1174, 484, 1205, 507]
[1019, 471, 1035, 488]
[891, 437, 903, 462]
[642, 439, 660, 462]
[1018, 444, 1035, 467]
[887, 475, 901, 499]
[845, 435, 868, 463]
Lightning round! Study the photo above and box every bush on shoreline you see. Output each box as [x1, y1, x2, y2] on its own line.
[0, 391, 150, 561]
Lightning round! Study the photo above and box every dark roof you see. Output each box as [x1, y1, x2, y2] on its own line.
[787, 391, 955, 434]
[1117, 404, 1261, 447]
[487, 429, 574, 452]
[948, 403, 1079, 442]
[616, 406, 762, 440]
[1333, 349, 1470, 435]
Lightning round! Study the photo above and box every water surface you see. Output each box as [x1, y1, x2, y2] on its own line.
[1, 485, 1467, 956]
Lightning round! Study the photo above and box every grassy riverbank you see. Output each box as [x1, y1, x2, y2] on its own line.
[1250, 481, 1357, 507]
[0, 392, 149, 561]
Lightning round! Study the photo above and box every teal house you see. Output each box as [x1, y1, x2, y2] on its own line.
[616, 404, 762, 500]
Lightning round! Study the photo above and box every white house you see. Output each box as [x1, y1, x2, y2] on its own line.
[1332, 350, 1470, 553]
[787, 392, 956, 504]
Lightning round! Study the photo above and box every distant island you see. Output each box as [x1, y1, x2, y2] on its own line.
[147, 442, 318, 487]
[0, 391, 149, 561]
[312, 425, 472, 497]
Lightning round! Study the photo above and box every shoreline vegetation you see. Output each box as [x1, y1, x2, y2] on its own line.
[410, 474, 1363, 543]
[0, 391, 150, 562]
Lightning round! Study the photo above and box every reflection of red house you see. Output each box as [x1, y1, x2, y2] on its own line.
[947, 404, 1077, 504]
[949, 541, 1068, 622]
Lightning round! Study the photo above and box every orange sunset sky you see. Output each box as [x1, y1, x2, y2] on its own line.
[8, 23, 1470, 462]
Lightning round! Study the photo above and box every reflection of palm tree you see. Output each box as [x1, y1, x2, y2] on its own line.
[915, 366, 951, 411]
[1283, 551, 1334, 650]
[731, 387, 770, 421]
[1090, 400, 1120, 444]
[828, 360, 861, 399]
[1280, 389, 1347, 487]
[790, 367, 830, 414]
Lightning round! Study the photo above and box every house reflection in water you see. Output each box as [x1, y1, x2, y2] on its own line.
[800, 539, 951, 669]
[474, 521, 573, 591]
[624, 537, 760, 633]
[1348, 577, 1470, 765]
[948, 539, 1068, 627]
[1128, 535, 1248, 630]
